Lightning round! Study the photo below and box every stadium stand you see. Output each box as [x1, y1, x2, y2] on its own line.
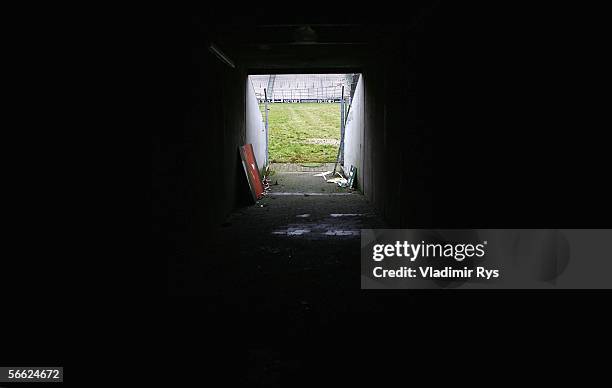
[250, 74, 358, 103]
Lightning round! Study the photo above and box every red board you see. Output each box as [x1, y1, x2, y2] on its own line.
[239, 144, 264, 201]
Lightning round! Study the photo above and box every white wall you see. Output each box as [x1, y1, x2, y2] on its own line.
[343, 75, 364, 188]
[246, 77, 266, 171]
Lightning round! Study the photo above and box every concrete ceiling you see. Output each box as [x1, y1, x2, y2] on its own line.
[199, 3, 438, 71]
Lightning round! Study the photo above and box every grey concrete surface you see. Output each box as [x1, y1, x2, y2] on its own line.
[268, 169, 350, 194]
[176, 169, 387, 312]
[269, 163, 336, 172]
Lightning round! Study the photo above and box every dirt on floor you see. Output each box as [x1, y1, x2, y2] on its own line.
[173, 164, 388, 313]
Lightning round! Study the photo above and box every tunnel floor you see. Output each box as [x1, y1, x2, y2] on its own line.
[179, 163, 387, 312]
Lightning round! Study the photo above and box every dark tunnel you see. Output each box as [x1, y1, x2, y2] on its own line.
[159, 7, 609, 293]
[3, 3, 612, 384]
[155, 5, 611, 382]
[152, 1, 612, 385]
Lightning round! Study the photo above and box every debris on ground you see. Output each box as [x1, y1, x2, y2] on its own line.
[313, 170, 333, 181]
[260, 164, 274, 196]
[326, 177, 348, 186]
[325, 171, 348, 186]
[239, 144, 264, 201]
[346, 165, 357, 189]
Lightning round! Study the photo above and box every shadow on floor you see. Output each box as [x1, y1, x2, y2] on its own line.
[170, 163, 388, 312]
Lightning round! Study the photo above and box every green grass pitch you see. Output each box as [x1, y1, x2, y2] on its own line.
[261, 103, 341, 163]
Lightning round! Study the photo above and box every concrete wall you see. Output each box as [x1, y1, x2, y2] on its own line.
[246, 77, 266, 170]
[157, 23, 252, 291]
[342, 74, 364, 189]
[186, 52, 247, 232]
[357, 33, 434, 228]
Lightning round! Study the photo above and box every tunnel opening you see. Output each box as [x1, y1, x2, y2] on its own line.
[241, 72, 377, 239]
[247, 73, 362, 195]
[166, 21, 438, 299]
[156, 11, 612, 386]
